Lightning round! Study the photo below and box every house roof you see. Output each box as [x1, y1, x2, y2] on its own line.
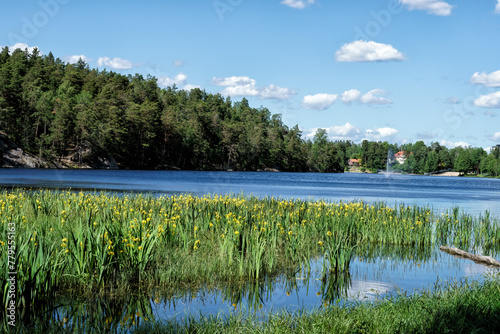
[394, 151, 405, 158]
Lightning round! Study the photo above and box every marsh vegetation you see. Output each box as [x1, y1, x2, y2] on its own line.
[1, 189, 499, 332]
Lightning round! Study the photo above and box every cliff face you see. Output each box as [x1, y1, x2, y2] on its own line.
[0, 132, 47, 168]
[0, 132, 118, 169]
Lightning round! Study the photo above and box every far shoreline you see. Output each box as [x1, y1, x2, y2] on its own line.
[347, 167, 462, 177]
[430, 171, 460, 177]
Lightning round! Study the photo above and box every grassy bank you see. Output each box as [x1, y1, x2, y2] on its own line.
[1, 189, 499, 310]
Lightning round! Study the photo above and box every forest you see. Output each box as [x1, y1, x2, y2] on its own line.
[0, 46, 499, 176]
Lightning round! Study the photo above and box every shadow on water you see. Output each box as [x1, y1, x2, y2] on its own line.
[3, 244, 498, 331]
[1, 294, 155, 333]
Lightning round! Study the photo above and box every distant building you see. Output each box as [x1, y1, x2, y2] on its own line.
[394, 151, 406, 164]
[348, 158, 361, 167]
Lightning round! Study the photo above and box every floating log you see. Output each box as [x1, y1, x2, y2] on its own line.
[440, 246, 500, 268]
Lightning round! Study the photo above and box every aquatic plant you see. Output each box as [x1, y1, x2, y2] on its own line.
[1, 189, 499, 314]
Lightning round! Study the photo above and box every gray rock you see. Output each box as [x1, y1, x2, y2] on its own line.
[0, 132, 45, 168]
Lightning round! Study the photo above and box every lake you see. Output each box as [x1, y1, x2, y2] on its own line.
[1, 169, 499, 326]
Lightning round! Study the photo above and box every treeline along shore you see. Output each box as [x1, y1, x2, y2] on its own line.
[1, 46, 499, 175]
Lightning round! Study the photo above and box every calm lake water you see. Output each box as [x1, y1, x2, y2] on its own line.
[1, 169, 499, 326]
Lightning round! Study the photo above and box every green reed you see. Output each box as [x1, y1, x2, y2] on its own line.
[1, 189, 499, 311]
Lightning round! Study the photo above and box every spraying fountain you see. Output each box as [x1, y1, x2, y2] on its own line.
[384, 148, 393, 178]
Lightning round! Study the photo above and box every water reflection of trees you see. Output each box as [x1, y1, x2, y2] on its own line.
[1, 294, 155, 332]
[356, 243, 434, 263]
[319, 271, 352, 305]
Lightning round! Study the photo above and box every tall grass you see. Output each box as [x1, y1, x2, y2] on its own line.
[1, 189, 499, 311]
[435, 207, 500, 254]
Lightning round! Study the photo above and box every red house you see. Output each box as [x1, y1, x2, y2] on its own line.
[394, 151, 406, 164]
[348, 158, 361, 167]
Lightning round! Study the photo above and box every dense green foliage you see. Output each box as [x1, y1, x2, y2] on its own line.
[1, 46, 499, 174]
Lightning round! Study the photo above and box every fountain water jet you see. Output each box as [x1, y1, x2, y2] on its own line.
[384, 148, 394, 178]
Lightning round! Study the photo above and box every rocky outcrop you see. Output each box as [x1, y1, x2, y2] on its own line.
[0, 132, 48, 168]
[0, 132, 118, 169]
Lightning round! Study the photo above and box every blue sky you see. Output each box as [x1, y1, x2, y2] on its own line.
[2, 0, 500, 149]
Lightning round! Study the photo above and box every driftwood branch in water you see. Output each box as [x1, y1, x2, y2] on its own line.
[440, 246, 500, 268]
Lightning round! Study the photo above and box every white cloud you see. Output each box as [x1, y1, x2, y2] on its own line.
[440, 140, 469, 148]
[158, 73, 188, 87]
[340, 89, 392, 105]
[360, 89, 392, 105]
[213, 76, 256, 87]
[335, 40, 404, 62]
[496, 0, 500, 14]
[341, 89, 362, 104]
[329, 123, 361, 138]
[470, 70, 500, 87]
[399, 0, 454, 16]
[305, 123, 360, 140]
[63, 55, 92, 64]
[97, 57, 137, 70]
[7, 43, 39, 54]
[302, 93, 338, 110]
[174, 59, 184, 67]
[365, 127, 399, 141]
[213, 76, 295, 100]
[259, 84, 296, 100]
[376, 127, 399, 137]
[474, 91, 500, 108]
[303, 128, 318, 139]
[280, 0, 315, 9]
[492, 132, 500, 141]
[183, 84, 201, 91]
[304, 124, 398, 142]
[221, 84, 260, 97]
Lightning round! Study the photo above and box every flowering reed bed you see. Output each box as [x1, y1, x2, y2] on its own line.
[1, 189, 499, 310]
